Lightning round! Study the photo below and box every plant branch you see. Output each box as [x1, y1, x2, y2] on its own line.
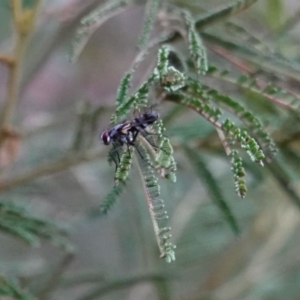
[0, 0, 42, 142]
[209, 46, 300, 112]
[0, 54, 15, 66]
[38, 253, 75, 300]
[164, 94, 223, 130]
[0, 149, 105, 192]
[216, 128, 231, 156]
[77, 271, 176, 300]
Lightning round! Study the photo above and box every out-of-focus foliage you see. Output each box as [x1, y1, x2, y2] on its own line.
[1, 0, 300, 299]
[0, 276, 36, 300]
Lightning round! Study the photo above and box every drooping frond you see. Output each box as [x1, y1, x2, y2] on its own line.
[98, 148, 134, 214]
[164, 156, 177, 183]
[99, 185, 124, 214]
[189, 81, 278, 159]
[222, 119, 265, 165]
[230, 150, 247, 198]
[136, 143, 176, 263]
[155, 138, 173, 168]
[156, 45, 169, 76]
[155, 137, 177, 183]
[114, 147, 134, 184]
[156, 46, 186, 92]
[175, 92, 223, 124]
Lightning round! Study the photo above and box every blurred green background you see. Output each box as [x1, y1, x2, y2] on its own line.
[1, 0, 300, 299]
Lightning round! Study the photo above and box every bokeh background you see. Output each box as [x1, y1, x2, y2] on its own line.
[1, 0, 300, 299]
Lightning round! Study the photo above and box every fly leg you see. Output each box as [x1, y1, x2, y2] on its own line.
[128, 133, 158, 170]
[139, 130, 169, 155]
[108, 143, 122, 171]
[128, 130, 150, 161]
[108, 150, 118, 171]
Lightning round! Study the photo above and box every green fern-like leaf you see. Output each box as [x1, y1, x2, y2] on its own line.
[138, 0, 161, 48]
[114, 147, 134, 184]
[183, 10, 208, 75]
[116, 72, 132, 106]
[0, 202, 68, 247]
[230, 150, 247, 198]
[177, 92, 223, 123]
[99, 185, 124, 214]
[155, 137, 173, 168]
[116, 73, 156, 120]
[156, 45, 170, 76]
[222, 119, 265, 165]
[209, 65, 300, 113]
[136, 144, 176, 262]
[201, 84, 277, 158]
[164, 156, 177, 183]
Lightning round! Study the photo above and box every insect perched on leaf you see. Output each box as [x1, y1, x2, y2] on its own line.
[100, 111, 159, 169]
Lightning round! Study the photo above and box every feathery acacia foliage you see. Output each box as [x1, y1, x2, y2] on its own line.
[2, 0, 300, 296]
[138, 0, 161, 48]
[99, 185, 124, 215]
[182, 10, 208, 75]
[92, 42, 179, 259]
[136, 144, 176, 263]
[114, 147, 134, 184]
[230, 150, 247, 199]
[68, 0, 300, 264]
[0, 202, 68, 247]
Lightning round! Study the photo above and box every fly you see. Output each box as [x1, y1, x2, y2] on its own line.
[100, 111, 159, 168]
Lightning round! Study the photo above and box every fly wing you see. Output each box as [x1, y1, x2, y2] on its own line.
[130, 112, 158, 130]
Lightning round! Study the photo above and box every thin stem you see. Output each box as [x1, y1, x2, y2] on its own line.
[0, 0, 42, 137]
[38, 253, 74, 300]
[0, 149, 105, 192]
[138, 134, 157, 159]
[11, 0, 22, 21]
[77, 272, 175, 300]
[164, 95, 223, 130]
[0, 35, 22, 126]
[209, 46, 300, 112]
[0, 54, 15, 66]
[216, 128, 231, 156]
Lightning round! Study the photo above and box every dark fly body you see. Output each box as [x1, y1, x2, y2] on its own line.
[101, 122, 134, 146]
[100, 111, 159, 169]
[130, 111, 159, 132]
